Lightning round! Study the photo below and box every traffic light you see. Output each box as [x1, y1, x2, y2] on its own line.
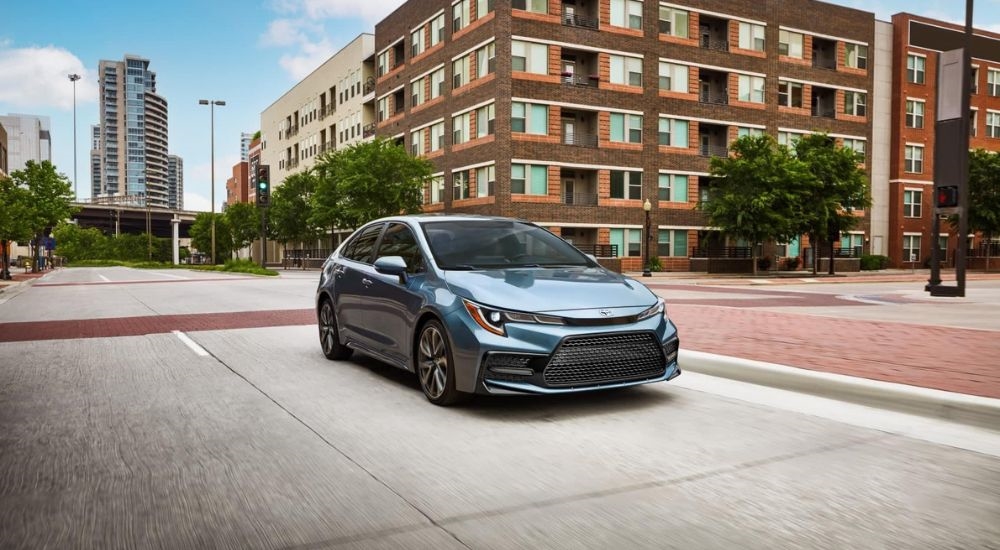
[256, 165, 271, 207]
[935, 186, 958, 208]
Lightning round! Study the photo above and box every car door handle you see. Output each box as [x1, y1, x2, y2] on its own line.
[333, 266, 345, 277]
[362, 278, 373, 287]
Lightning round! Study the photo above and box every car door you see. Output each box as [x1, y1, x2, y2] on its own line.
[334, 223, 384, 344]
[363, 222, 427, 367]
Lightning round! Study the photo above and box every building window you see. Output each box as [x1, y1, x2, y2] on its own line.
[737, 127, 764, 138]
[907, 54, 925, 84]
[410, 128, 426, 156]
[904, 145, 924, 173]
[658, 62, 689, 93]
[738, 22, 765, 51]
[657, 117, 689, 147]
[452, 112, 471, 145]
[476, 42, 496, 78]
[842, 138, 866, 160]
[453, 170, 471, 200]
[511, 163, 548, 195]
[453, 56, 469, 88]
[430, 13, 445, 46]
[476, 0, 493, 18]
[987, 111, 1000, 138]
[610, 0, 642, 30]
[476, 103, 495, 138]
[778, 80, 803, 108]
[453, 0, 469, 31]
[512, 0, 547, 14]
[903, 235, 921, 263]
[658, 174, 689, 202]
[778, 30, 803, 58]
[844, 91, 867, 117]
[905, 100, 924, 129]
[845, 43, 868, 69]
[971, 67, 980, 94]
[657, 229, 689, 257]
[610, 170, 642, 199]
[411, 80, 425, 108]
[609, 55, 642, 86]
[431, 67, 445, 99]
[989, 69, 1000, 97]
[411, 28, 425, 57]
[738, 75, 765, 103]
[610, 113, 643, 143]
[971, 110, 978, 137]
[430, 121, 445, 151]
[511, 102, 548, 134]
[610, 228, 642, 257]
[377, 96, 389, 121]
[476, 165, 495, 197]
[429, 175, 445, 204]
[658, 6, 688, 37]
[777, 131, 804, 148]
[512, 40, 548, 74]
[903, 189, 922, 218]
[377, 50, 390, 77]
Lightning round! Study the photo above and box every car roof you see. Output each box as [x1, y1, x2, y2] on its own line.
[377, 214, 532, 226]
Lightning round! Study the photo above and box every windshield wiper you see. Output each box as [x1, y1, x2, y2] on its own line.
[440, 264, 478, 270]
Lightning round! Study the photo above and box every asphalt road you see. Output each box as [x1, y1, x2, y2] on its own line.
[1, 268, 999, 549]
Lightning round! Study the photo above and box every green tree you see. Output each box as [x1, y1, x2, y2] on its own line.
[9, 161, 77, 272]
[270, 169, 320, 254]
[794, 134, 871, 275]
[189, 212, 233, 263]
[0, 175, 34, 279]
[311, 137, 431, 242]
[967, 149, 1000, 271]
[225, 202, 260, 258]
[52, 223, 109, 262]
[701, 135, 814, 274]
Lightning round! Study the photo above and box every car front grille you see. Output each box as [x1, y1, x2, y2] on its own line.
[542, 332, 666, 387]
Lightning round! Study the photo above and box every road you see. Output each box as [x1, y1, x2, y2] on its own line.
[1, 267, 999, 549]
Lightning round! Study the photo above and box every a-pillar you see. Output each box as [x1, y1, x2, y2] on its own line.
[171, 217, 180, 265]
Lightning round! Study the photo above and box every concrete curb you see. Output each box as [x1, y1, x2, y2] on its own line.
[679, 349, 1000, 431]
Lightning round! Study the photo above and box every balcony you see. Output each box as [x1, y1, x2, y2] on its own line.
[699, 144, 729, 158]
[563, 191, 598, 206]
[560, 48, 599, 89]
[561, 168, 599, 206]
[562, 5, 598, 29]
[363, 122, 376, 138]
[560, 108, 599, 148]
[363, 76, 376, 95]
[287, 125, 299, 137]
[699, 69, 729, 105]
[699, 124, 729, 158]
[811, 86, 836, 118]
[563, 132, 599, 147]
[699, 16, 729, 52]
[288, 157, 299, 168]
[561, 73, 599, 87]
[812, 37, 837, 70]
[321, 104, 335, 118]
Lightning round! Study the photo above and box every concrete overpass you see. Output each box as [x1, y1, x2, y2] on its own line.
[70, 202, 200, 238]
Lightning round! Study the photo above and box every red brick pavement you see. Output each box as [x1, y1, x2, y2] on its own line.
[670, 304, 1000, 399]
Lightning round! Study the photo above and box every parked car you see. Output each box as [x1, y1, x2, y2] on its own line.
[316, 215, 680, 405]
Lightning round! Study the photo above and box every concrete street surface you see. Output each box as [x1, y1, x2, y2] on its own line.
[1, 266, 999, 549]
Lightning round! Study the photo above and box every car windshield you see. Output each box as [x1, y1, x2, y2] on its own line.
[422, 220, 593, 269]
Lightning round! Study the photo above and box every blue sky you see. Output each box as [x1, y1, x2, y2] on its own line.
[1, 0, 998, 212]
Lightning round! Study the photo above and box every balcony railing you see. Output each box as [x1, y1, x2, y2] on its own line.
[699, 144, 729, 158]
[561, 73, 599, 87]
[288, 158, 299, 168]
[700, 38, 729, 52]
[811, 107, 835, 118]
[287, 125, 299, 137]
[562, 12, 599, 29]
[563, 191, 599, 206]
[699, 91, 728, 105]
[321, 104, 335, 118]
[563, 132, 599, 147]
[690, 247, 752, 258]
[362, 122, 377, 138]
[812, 58, 837, 70]
[574, 243, 619, 258]
[363, 77, 376, 95]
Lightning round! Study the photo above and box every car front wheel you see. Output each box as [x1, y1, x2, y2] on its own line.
[416, 320, 466, 406]
[319, 299, 352, 360]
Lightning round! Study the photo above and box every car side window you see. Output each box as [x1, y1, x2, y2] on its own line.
[375, 223, 426, 274]
[342, 224, 384, 264]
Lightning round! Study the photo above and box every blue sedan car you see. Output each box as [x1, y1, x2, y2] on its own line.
[316, 215, 680, 406]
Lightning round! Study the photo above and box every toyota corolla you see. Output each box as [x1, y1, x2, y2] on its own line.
[316, 215, 680, 405]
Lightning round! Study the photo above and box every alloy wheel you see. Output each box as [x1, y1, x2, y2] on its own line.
[418, 325, 448, 400]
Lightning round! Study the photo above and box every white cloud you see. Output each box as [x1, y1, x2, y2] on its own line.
[279, 38, 337, 80]
[298, 0, 402, 24]
[0, 44, 95, 110]
[183, 192, 212, 213]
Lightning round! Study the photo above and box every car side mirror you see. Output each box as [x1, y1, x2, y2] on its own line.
[374, 255, 408, 284]
[586, 254, 598, 264]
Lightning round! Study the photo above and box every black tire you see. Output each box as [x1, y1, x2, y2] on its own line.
[318, 299, 352, 360]
[415, 320, 468, 406]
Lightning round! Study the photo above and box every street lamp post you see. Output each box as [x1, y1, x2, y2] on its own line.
[68, 74, 81, 200]
[198, 99, 226, 264]
[642, 199, 652, 277]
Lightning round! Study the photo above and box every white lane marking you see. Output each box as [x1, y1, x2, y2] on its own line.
[173, 331, 209, 357]
[670, 371, 1000, 458]
[150, 271, 188, 280]
[98, 274, 110, 282]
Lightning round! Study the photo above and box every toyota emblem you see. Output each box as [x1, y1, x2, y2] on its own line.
[599, 309, 612, 317]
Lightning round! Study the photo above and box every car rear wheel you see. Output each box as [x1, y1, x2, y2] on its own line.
[416, 320, 466, 406]
[319, 299, 352, 360]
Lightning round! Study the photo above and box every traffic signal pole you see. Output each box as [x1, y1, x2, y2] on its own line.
[256, 165, 271, 269]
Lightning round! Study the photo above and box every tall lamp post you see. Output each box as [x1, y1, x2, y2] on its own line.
[642, 199, 652, 277]
[198, 99, 226, 264]
[68, 73, 81, 200]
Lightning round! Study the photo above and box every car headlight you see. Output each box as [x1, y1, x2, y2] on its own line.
[636, 298, 667, 321]
[463, 299, 565, 337]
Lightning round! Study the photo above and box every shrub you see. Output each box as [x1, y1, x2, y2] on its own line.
[860, 254, 889, 270]
[647, 256, 663, 272]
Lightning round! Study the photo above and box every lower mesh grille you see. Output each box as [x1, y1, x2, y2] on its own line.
[483, 353, 534, 381]
[543, 332, 666, 387]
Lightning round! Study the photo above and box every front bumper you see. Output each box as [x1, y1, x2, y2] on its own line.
[482, 361, 681, 395]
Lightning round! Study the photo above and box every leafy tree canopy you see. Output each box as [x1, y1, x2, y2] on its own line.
[967, 149, 1000, 239]
[189, 212, 233, 263]
[270, 169, 320, 245]
[225, 202, 260, 252]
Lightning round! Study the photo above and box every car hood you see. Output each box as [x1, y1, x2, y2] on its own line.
[442, 267, 657, 315]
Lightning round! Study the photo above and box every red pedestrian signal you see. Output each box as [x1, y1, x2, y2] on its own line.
[936, 186, 958, 208]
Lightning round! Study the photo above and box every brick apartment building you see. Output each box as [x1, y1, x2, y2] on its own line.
[889, 13, 1000, 268]
[374, 0, 875, 270]
[225, 160, 249, 207]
